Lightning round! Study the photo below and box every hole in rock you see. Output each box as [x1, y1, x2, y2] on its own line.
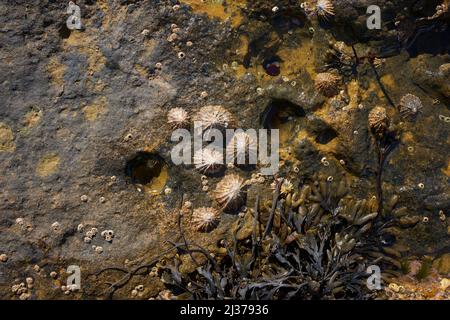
[58, 23, 71, 39]
[261, 99, 306, 144]
[315, 127, 338, 145]
[125, 152, 168, 194]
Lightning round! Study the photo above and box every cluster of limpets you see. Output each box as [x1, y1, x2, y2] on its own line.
[167, 105, 235, 132]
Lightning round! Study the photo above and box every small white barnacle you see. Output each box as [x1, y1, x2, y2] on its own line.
[192, 207, 221, 232]
[167, 107, 190, 129]
[95, 246, 104, 254]
[51, 222, 60, 231]
[101, 230, 115, 242]
[136, 284, 144, 292]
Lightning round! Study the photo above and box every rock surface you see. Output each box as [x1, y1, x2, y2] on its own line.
[0, 0, 449, 299]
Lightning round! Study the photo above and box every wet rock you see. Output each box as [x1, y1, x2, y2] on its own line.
[433, 254, 450, 275]
[425, 194, 450, 211]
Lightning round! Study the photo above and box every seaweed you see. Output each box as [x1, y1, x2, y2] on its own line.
[151, 175, 410, 300]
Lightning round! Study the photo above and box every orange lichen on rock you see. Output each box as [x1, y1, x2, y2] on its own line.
[36, 154, 60, 178]
[0, 123, 15, 152]
[82, 97, 108, 121]
[181, 0, 246, 28]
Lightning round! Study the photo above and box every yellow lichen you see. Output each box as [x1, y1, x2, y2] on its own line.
[65, 32, 107, 75]
[0, 123, 15, 152]
[23, 108, 42, 128]
[443, 160, 450, 177]
[47, 56, 66, 87]
[181, 0, 246, 28]
[82, 96, 108, 121]
[36, 154, 60, 177]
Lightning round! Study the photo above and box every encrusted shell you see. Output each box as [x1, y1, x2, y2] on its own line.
[315, 72, 341, 97]
[226, 131, 258, 165]
[193, 105, 235, 130]
[398, 94, 422, 120]
[271, 179, 294, 196]
[192, 207, 221, 232]
[213, 174, 246, 211]
[167, 107, 190, 129]
[368, 106, 389, 135]
[316, 0, 335, 20]
[193, 148, 224, 174]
